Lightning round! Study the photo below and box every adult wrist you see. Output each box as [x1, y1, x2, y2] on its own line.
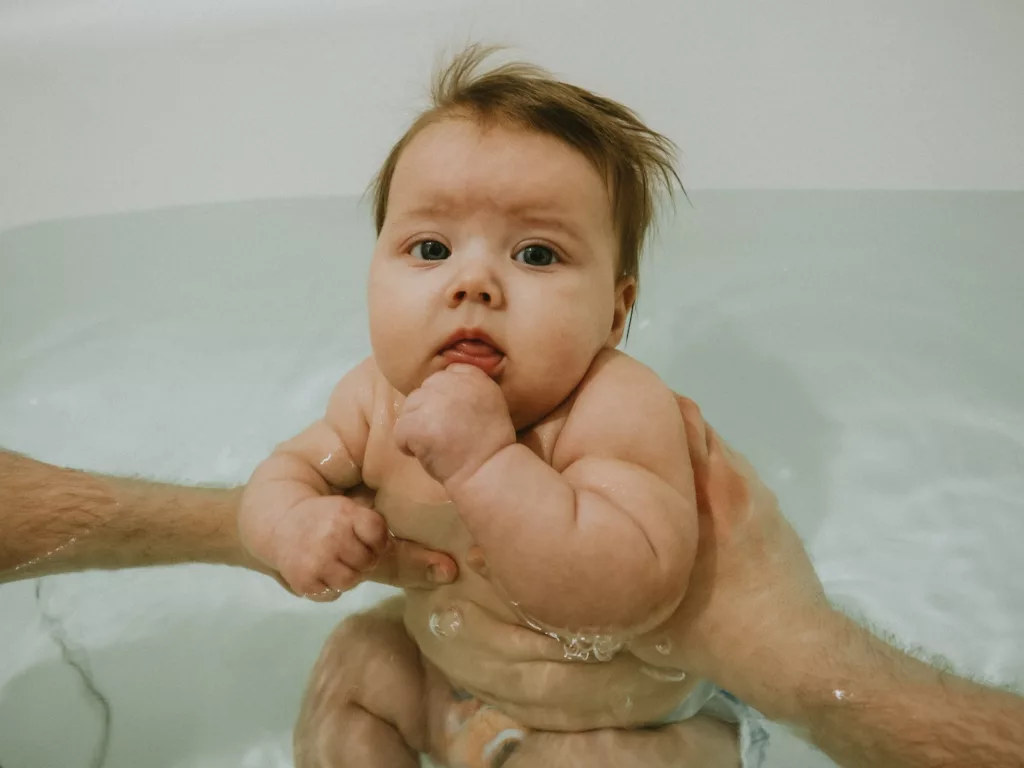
[716, 600, 852, 724]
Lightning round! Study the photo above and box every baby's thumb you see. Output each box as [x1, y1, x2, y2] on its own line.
[369, 539, 458, 589]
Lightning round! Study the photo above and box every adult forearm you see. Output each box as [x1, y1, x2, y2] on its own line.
[0, 450, 260, 583]
[750, 609, 1024, 768]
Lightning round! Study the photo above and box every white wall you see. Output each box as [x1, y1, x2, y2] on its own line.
[2, 0, 1023, 231]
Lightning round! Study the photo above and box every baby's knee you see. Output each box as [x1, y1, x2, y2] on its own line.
[296, 702, 420, 768]
[337, 602, 414, 661]
[305, 600, 411, 697]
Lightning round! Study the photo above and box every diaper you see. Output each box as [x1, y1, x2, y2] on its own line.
[439, 680, 767, 768]
[443, 688, 527, 768]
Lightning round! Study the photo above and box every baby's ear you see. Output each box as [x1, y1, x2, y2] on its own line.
[608, 277, 637, 347]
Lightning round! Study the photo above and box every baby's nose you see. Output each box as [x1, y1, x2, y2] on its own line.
[451, 286, 493, 304]
[448, 267, 503, 308]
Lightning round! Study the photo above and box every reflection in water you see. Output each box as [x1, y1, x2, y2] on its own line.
[640, 664, 688, 683]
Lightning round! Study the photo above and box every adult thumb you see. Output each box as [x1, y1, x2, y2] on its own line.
[367, 538, 458, 589]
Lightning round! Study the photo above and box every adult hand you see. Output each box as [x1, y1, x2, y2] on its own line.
[425, 393, 826, 708]
[630, 395, 827, 699]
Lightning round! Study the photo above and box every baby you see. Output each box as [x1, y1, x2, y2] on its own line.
[240, 46, 719, 767]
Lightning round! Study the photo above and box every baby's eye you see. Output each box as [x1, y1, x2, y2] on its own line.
[411, 240, 451, 261]
[513, 245, 558, 267]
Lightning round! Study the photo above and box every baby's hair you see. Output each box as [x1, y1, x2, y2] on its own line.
[371, 44, 682, 297]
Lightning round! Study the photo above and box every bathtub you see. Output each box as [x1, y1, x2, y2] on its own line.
[2, 5, 1023, 768]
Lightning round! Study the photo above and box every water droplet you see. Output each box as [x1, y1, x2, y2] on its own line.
[654, 637, 672, 656]
[613, 695, 635, 717]
[429, 607, 463, 638]
[640, 664, 688, 683]
[496, 590, 627, 663]
[13, 536, 78, 572]
[833, 689, 848, 701]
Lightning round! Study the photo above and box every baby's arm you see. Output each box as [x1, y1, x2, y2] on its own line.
[239, 358, 389, 598]
[400, 355, 696, 635]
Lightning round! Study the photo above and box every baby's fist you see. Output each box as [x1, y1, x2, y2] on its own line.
[394, 364, 516, 486]
[273, 496, 390, 600]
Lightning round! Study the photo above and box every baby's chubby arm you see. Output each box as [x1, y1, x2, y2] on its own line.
[239, 358, 390, 598]
[396, 355, 696, 635]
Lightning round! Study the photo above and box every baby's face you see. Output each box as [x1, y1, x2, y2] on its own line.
[368, 117, 632, 429]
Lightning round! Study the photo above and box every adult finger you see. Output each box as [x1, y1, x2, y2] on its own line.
[366, 538, 458, 589]
[675, 394, 711, 510]
[675, 394, 710, 465]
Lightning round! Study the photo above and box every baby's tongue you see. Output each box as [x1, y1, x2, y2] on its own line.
[451, 340, 499, 357]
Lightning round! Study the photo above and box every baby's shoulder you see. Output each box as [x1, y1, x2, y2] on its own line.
[324, 355, 395, 430]
[553, 349, 688, 471]
[572, 349, 677, 415]
[580, 348, 667, 392]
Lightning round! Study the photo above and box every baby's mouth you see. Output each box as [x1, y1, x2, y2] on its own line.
[440, 339, 505, 376]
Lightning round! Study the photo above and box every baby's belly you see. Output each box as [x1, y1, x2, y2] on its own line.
[372, 483, 698, 730]
[403, 586, 699, 732]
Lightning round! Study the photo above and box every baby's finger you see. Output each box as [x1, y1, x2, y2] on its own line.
[320, 560, 360, 595]
[301, 578, 342, 603]
[332, 533, 378, 572]
[392, 417, 417, 458]
[350, 505, 391, 553]
[345, 483, 376, 509]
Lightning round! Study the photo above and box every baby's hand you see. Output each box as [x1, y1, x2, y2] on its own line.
[243, 493, 390, 600]
[395, 364, 516, 486]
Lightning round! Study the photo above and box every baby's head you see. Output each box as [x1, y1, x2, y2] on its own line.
[368, 45, 679, 429]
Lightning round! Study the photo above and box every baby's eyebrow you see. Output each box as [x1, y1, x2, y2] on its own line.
[396, 201, 455, 220]
[509, 209, 586, 244]
[393, 199, 587, 244]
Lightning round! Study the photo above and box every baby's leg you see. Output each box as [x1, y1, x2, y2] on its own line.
[502, 716, 740, 768]
[294, 596, 429, 768]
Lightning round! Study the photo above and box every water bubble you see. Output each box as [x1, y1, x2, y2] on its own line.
[560, 633, 626, 662]
[429, 607, 463, 639]
[654, 637, 672, 656]
[640, 664, 688, 683]
[498, 589, 626, 662]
